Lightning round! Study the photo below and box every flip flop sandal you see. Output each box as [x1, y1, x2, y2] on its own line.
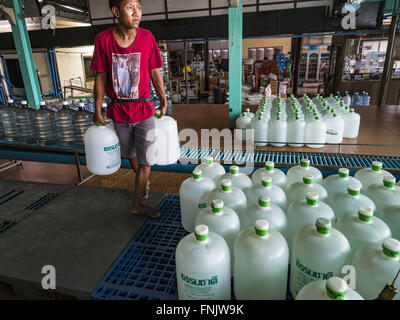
[142, 188, 150, 200]
[131, 207, 160, 219]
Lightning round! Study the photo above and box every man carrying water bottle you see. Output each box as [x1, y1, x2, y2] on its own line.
[91, 0, 167, 218]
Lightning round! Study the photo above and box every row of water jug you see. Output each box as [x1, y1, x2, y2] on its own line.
[337, 91, 371, 107]
[177, 157, 400, 300]
[0, 99, 113, 146]
[236, 95, 360, 149]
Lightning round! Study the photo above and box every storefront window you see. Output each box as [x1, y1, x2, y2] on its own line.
[342, 39, 388, 81]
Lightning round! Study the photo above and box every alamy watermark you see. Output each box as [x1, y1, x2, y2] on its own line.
[41, 265, 56, 290]
[41, 5, 56, 30]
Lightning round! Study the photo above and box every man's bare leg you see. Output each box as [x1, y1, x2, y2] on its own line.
[129, 157, 150, 198]
[131, 164, 160, 217]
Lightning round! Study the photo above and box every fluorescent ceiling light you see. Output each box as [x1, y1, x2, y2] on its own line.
[58, 4, 85, 13]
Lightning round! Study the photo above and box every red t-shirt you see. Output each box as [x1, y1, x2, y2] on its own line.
[90, 27, 163, 123]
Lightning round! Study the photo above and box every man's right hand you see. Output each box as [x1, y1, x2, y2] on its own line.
[93, 112, 106, 126]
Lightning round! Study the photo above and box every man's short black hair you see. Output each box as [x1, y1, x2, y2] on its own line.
[109, 0, 122, 10]
[109, 0, 140, 10]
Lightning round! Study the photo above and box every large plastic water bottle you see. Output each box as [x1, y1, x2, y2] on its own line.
[352, 238, 400, 300]
[236, 112, 252, 141]
[324, 113, 344, 144]
[73, 103, 92, 146]
[365, 176, 400, 218]
[286, 175, 328, 207]
[362, 92, 370, 106]
[208, 179, 247, 229]
[290, 218, 351, 298]
[33, 102, 56, 145]
[195, 199, 240, 269]
[176, 225, 231, 300]
[269, 115, 287, 147]
[234, 220, 289, 300]
[335, 206, 391, 260]
[220, 165, 252, 194]
[330, 185, 376, 222]
[287, 115, 306, 147]
[322, 168, 363, 204]
[0, 99, 18, 141]
[296, 277, 364, 300]
[305, 116, 326, 149]
[194, 157, 225, 184]
[244, 196, 287, 233]
[251, 161, 287, 190]
[246, 177, 287, 210]
[343, 108, 360, 138]
[343, 92, 351, 106]
[154, 111, 180, 165]
[180, 169, 216, 232]
[253, 115, 268, 146]
[286, 159, 323, 189]
[55, 101, 76, 146]
[354, 161, 395, 193]
[84, 124, 121, 175]
[15, 101, 35, 144]
[381, 206, 400, 240]
[286, 192, 335, 252]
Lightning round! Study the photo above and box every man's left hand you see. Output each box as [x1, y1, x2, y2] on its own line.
[159, 99, 167, 118]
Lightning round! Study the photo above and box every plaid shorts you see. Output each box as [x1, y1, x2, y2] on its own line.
[113, 117, 155, 166]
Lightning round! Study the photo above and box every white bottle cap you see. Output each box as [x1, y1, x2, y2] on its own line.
[211, 199, 224, 209]
[371, 161, 383, 171]
[62, 101, 68, 106]
[258, 196, 271, 208]
[348, 184, 361, 196]
[192, 169, 202, 179]
[194, 225, 209, 241]
[21, 100, 27, 105]
[316, 218, 331, 235]
[221, 179, 232, 187]
[265, 161, 275, 171]
[230, 165, 239, 175]
[40, 101, 45, 106]
[7, 99, 13, 104]
[383, 238, 400, 256]
[261, 177, 272, 187]
[338, 168, 349, 178]
[358, 206, 373, 217]
[205, 156, 214, 165]
[383, 176, 396, 188]
[306, 192, 319, 205]
[326, 277, 348, 300]
[255, 219, 269, 237]
[102, 102, 107, 108]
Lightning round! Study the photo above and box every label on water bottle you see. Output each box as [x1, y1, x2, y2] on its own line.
[198, 203, 207, 209]
[180, 273, 219, 299]
[294, 258, 334, 296]
[326, 129, 338, 136]
[104, 142, 121, 170]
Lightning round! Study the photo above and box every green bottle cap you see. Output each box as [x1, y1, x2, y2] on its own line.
[301, 159, 310, 168]
[261, 177, 272, 187]
[382, 238, 400, 258]
[348, 185, 361, 196]
[316, 218, 331, 235]
[371, 161, 382, 172]
[206, 157, 214, 165]
[358, 206, 373, 222]
[221, 179, 232, 192]
[326, 277, 348, 300]
[230, 166, 239, 175]
[303, 175, 314, 185]
[211, 199, 224, 214]
[258, 196, 271, 208]
[255, 220, 269, 237]
[195, 225, 209, 241]
[306, 192, 319, 206]
[193, 169, 202, 180]
[338, 168, 349, 178]
[265, 161, 274, 171]
[383, 176, 396, 188]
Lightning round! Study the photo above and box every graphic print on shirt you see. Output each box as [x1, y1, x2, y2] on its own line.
[112, 53, 141, 100]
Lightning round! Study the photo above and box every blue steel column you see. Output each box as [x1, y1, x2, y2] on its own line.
[7, 0, 42, 109]
[228, 2, 243, 129]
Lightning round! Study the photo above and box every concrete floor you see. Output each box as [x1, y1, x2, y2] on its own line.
[1, 104, 400, 299]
